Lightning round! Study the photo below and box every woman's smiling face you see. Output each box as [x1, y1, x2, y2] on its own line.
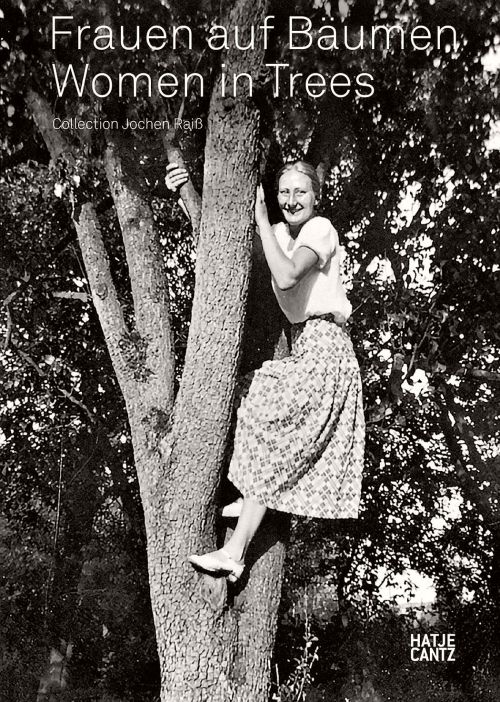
[277, 170, 316, 230]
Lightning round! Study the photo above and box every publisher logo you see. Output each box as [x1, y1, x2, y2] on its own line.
[410, 633, 456, 662]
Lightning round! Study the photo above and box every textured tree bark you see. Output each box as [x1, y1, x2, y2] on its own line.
[147, 33, 269, 702]
[141, 1, 279, 698]
[230, 513, 289, 700]
[225, 229, 291, 700]
[28, 1, 289, 697]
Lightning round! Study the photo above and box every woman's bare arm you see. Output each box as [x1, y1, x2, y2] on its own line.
[255, 185, 318, 290]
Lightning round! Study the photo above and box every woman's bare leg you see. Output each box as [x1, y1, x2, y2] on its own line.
[188, 498, 267, 578]
[222, 498, 267, 561]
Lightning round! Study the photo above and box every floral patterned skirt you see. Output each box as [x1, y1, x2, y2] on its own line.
[227, 316, 365, 519]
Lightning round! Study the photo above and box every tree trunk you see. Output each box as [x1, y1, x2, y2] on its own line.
[37, 432, 101, 700]
[36, 641, 73, 702]
[28, 1, 288, 697]
[144, 75, 266, 702]
[136, 2, 278, 698]
[230, 513, 289, 699]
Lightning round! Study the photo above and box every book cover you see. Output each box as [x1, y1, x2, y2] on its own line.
[1, 1, 499, 700]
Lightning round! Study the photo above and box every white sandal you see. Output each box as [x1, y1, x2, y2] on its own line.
[188, 548, 245, 583]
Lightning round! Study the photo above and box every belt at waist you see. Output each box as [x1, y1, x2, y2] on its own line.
[293, 313, 347, 328]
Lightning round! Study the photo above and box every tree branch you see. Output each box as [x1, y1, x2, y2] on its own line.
[306, 97, 353, 186]
[3, 303, 14, 351]
[10, 341, 47, 376]
[52, 291, 89, 302]
[162, 137, 202, 232]
[103, 136, 175, 408]
[151, 53, 204, 231]
[57, 384, 144, 530]
[25, 90, 70, 161]
[438, 393, 500, 537]
[71, 199, 132, 388]
[26, 89, 136, 392]
[453, 367, 500, 384]
[442, 386, 500, 493]
[405, 303, 436, 380]
[58, 387, 97, 424]
[2, 275, 31, 349]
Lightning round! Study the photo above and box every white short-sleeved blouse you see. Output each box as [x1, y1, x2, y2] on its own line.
[271, 216, 352, 324]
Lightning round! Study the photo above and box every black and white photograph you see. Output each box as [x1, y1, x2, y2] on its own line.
[1, 1, 499, 700]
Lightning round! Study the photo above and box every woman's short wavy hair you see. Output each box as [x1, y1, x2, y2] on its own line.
[275, 160, 321, 199]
